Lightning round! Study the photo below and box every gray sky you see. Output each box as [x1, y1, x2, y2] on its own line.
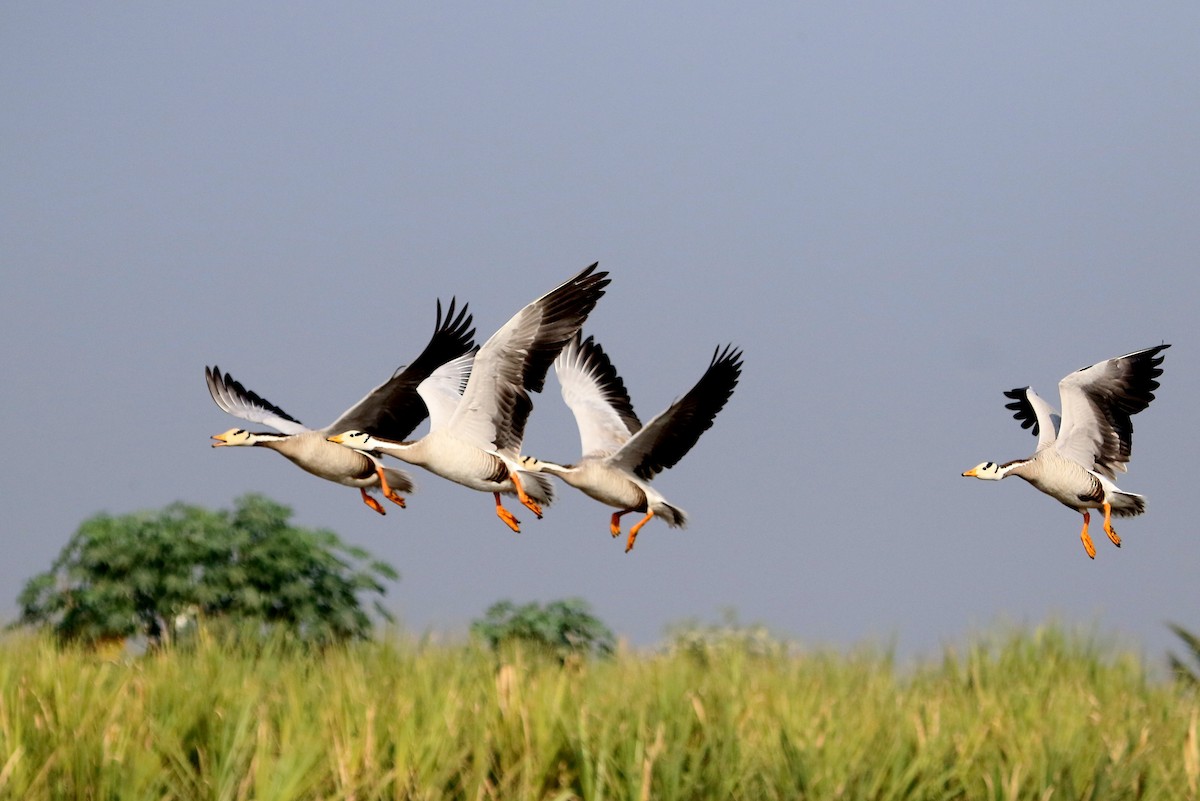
[3, 4, 1199, 663]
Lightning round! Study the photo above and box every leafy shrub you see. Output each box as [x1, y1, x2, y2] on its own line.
[664, 609, 791, 665]
[15, 494, 397, 647]
[471, 597, 615, 662]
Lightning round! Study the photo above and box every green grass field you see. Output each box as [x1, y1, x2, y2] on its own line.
[1, 625, 1196, 800]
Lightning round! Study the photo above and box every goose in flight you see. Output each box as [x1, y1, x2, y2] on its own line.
[328, 263, 610, 532]
[207, 299, 476, 515]
[962, 344, 1170, 558]
[521, 334, 743, 552]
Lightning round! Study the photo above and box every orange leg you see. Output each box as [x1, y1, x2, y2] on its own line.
[625, 511, 655, 553]
[1079, 510, 1096, 559]
[376, 467, 407, 509]
[360, 488, 387, 516]
[494, 492, 521, 533]
[610, 510, 631, 538]
[509, 472, 543, 519]
[1102, 502, 1121, 547]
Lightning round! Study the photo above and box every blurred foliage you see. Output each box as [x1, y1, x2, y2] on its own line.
[664, 608, 792, 665]
[1168, 622, 1200, 686]
[15, 494, 397, 647]
[471, 597, 615, 662]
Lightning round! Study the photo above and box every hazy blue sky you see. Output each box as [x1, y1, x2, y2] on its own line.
[3, 4, 1198, 663]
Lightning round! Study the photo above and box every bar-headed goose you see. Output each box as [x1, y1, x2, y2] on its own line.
[207, 299, 476, 515]
[328, 263, 610, 533]
[962, 344, 1170, 558]
[521, 334, 743, 552]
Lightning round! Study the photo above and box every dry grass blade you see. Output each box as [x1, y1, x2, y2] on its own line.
[0, 624, 1196, 800]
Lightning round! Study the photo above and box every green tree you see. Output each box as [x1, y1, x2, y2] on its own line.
[16, 494, 397, 647]
[471, 597, 615, 662]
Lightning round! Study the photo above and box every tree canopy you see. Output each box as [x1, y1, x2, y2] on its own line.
[16, 494, 397, 647]
[471, 598, 616, 661]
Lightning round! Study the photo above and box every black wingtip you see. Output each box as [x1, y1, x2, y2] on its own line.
[710, 343, 745, 375]
[1001, 386, 1039, 433]
[437, 296, 476, 344]
[516, 263, 613, 397]
[573, 262, 611, 293]
[629, 341, 743, 482]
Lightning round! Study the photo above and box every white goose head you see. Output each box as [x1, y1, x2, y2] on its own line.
[211, 428, 265, 447]
[327, 430, 374, 449]
[962, 461, 1006, 480]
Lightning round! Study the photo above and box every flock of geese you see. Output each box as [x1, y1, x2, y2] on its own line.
[208, 265, 743, 552]
[206, 263, 1170, 559]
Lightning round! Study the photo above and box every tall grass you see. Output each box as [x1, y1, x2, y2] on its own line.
[0, 625, 1196, 800]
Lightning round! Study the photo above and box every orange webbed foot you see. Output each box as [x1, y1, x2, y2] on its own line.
[497, 507, 521, 533]
[509, 472, 543, 519]
[610, 512, 623, 538]
[625, 511, 655, 553]
[360, 489, 387, 516]
[376, 467, 407, 509]
[1080, 532, 1096, 559]
[495, 493, 521, 533]
[1102, 503, 1120, 547]
[1079, 510, 1096, 559]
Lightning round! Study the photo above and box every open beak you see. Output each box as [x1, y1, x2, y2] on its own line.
[961, 467, 978, 477]
[211, 433, 229, 448]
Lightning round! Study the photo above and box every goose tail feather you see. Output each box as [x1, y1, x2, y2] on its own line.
[1110, 490, 1146, 518]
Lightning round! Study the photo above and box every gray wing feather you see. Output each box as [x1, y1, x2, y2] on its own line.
[555, 333, 641, 458]
[205, 365, 310, 435]
[1054, 344, 1169, 477]
[450, 264, 610, 453]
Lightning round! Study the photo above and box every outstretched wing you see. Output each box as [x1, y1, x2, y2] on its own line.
[612, 344, 743, 481]
[1003, 386, 1060, 452]
[205, 366, 310, 435]
[326, 298, 476, 437]
[416, 352, 474, 434]
[449, 264, 610, 453]
[555, 333, 642, 459]
[1054, 344, 1170, 477]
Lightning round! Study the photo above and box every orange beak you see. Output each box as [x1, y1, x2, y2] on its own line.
[211, 433, 230, 448]
[327, 433, 345, 444]
[961, 467, 978, 477]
